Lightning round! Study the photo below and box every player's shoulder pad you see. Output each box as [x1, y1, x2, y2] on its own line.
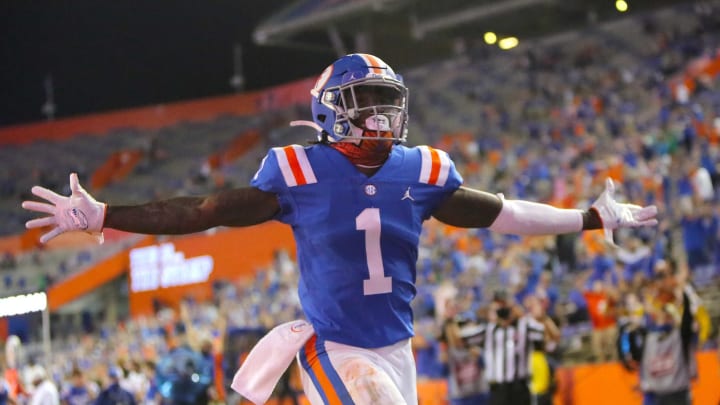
[402, 145, 455, 187]
[270, 144, 318, 187]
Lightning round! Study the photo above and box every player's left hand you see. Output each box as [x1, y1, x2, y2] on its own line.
[591, 178, 658, 245]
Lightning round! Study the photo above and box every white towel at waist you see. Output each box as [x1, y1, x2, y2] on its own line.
[231, 320, 314, 404]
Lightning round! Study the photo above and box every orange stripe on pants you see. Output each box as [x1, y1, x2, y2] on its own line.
[304, 336, 343, 405]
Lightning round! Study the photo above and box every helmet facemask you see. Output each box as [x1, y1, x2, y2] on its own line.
[324, 76, 408, 145]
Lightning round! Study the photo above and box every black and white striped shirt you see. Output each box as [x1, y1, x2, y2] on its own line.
[459, 316, 545, 384]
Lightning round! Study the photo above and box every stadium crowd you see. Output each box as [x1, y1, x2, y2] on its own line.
[0, 2, 719, 405]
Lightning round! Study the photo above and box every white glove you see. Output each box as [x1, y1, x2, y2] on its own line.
[22, 173, 106, 244]
[591, 178, 658, 245]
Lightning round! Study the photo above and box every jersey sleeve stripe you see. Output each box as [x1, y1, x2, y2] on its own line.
[283, 146, 308, 186]
[419, 146, 450, 186]
[273, 147, 298, 187]
[427, 147, 442, 185]
[419, 146, 432, 184]
[273, 145, 317, 187]
[436, 149, 451, 187]
[292, 145, 318, 184]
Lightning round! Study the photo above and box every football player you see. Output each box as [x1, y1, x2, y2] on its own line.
[22, 54, 657, 405]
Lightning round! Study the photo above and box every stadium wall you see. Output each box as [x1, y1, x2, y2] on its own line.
[46, 222, 296, 315]
[0, 76, 315, 146]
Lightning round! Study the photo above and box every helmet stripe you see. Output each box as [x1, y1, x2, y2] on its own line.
[358, 53, 383, 74]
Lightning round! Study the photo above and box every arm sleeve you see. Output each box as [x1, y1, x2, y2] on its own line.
[488, 196, 583, 235]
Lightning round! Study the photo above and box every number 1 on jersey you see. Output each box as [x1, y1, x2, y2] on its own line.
[356, 208, 392, 295]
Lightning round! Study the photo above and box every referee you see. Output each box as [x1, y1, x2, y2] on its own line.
[461, 290, 553, 405]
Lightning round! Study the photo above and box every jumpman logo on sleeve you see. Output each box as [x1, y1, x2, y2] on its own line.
[401, 186, 415, 201]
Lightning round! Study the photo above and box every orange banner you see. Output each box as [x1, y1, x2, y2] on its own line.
[46, 222, 296, 315]
[127, 222, 295, 316]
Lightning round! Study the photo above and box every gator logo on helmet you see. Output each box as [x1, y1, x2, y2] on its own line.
[311, 64, 334, 98]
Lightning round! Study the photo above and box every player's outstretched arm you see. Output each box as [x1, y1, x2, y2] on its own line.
[104, 186, 279, 234]
[22, 173, 280, 243]
[431, 186, 505, 228]
[432, 178, 657, 238]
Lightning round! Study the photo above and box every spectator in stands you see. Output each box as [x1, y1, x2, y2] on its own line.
[179, 299, 223, 404]
[583, 280, 619, 363]
[412, 319, 447, 381]
[155, 331, 213, 405]
[534, 271, 559, 319]
[688, 159, 715, 202]
[525, 295, 560, 405]
[27, 366, 59, 405]
[61, 368, 95, 405]
[613, 236, 653, 282]
[141, 361, 159, 405]
[589, 247, 617, 286]
[439, 313, 489, 405]
[563, 276, 590, 326]
[638, 281, 696, 405]
[0, 372, 9, 405]
[94, 367, 134, 405]
[679, 200, 716, 272]
[4, 336, 26, 403]
[121, 360, 146, 404]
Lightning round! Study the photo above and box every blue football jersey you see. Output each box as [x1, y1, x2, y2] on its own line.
[251, 143, 463, 348]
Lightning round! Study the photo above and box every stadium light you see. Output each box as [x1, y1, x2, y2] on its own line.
[0, 292, 47, 317]
[498, 37, 519, 50]
[616, 0, 628, 12]
[484, 32, 498, 45]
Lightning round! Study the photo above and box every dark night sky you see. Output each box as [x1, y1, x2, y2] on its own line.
[0, 0, 334, 127]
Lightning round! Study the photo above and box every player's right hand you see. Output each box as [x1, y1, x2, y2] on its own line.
[21, 173, 106, 244]
[591, 178, 658, 245]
